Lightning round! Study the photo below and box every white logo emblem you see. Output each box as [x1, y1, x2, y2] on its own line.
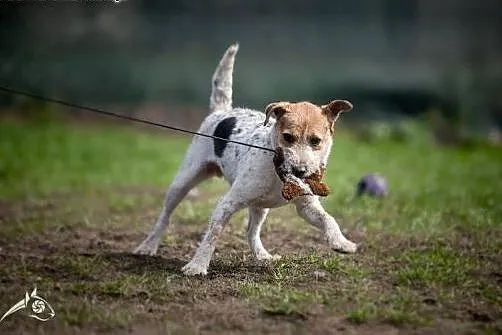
[0, 287, 55, 324]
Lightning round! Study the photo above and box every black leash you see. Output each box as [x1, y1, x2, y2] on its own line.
[0, 85, 276, 153]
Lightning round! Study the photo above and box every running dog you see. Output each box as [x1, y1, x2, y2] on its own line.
[133, 44, 357, 275]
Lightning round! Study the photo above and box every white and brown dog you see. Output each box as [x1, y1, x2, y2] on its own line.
[133, 44, 357, 275]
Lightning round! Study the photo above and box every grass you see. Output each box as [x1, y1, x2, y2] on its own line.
[0, 118, 189, 197]
[395, 245, 477, 287]
[0, 115, 501, 334]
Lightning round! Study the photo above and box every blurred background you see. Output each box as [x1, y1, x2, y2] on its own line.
[0, 0, 501, 145]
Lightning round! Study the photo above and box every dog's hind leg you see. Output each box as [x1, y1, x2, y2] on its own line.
[133, 152, 217, 255]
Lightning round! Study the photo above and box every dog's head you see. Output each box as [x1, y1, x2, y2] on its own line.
[264, 100, 352, 178]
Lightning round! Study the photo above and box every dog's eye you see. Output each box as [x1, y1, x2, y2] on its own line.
[282, 133, 295, 143]
[309, 136, 321, 147]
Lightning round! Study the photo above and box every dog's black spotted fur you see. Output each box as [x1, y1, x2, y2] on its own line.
[213, 117, 237, 157]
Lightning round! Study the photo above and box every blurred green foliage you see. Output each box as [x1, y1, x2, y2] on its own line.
[0, 1, 501, 134]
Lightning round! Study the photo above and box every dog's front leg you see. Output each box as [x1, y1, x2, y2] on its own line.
[295, 196, 357, 253]
[182, 193, 244, 276]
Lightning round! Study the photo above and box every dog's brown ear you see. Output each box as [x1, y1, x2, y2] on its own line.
[322, 99, 353, 132]
[264, 101, 289, 126]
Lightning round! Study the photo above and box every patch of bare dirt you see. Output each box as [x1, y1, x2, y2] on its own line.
[0, 191, 500, 334]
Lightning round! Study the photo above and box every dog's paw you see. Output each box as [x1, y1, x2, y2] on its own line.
[133, 242, 159, 256]
[331, 239, 358, 254]
[181, 261, 208, 276]
[255, 253, 282, 261]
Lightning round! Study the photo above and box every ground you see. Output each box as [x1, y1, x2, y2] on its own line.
[0, 115, 501, 334]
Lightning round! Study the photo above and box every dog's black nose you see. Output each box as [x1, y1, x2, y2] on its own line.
[292, 166, 307, 178]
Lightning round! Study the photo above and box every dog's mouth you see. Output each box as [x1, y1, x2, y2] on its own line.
[273, 148, 287, 182]
[291, 166, 308, 178]
[273, 147, 312, 181]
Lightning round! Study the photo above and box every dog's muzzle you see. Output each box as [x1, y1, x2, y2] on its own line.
[292, 166, 307, 178]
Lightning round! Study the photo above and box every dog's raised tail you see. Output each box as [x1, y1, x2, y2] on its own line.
[209, 43, 239, 113]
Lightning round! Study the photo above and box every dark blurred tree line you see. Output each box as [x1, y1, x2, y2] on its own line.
[0, 0, 501, 132]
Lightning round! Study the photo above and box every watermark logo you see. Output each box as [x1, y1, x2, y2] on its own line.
[0, 287, 55, 324]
